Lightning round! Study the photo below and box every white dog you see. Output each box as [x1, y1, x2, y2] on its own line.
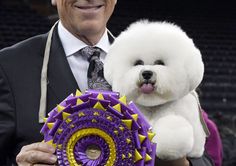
[104, 20, 207, 160]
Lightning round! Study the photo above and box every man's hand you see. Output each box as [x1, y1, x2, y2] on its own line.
[156, 157, 190, 166]
[16, 142, 57, 166]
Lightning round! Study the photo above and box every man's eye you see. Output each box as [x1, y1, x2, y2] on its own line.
[154, 60, 165, 65]
[134, 60, 144, 66]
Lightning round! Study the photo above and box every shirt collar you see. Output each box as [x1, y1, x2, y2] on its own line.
[58, 21, 110, 57]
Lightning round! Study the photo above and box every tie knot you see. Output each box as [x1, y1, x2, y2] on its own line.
[80, 46, 101, 62]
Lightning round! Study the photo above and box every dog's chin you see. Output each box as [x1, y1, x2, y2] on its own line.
[136, 92, 167, 106]
[132, 85, 166, 107]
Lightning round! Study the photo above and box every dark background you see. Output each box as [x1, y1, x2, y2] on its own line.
[0, 0, 236, 165]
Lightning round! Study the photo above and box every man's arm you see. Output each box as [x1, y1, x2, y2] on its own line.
[0, 57, 57, 166]
[155, 153, 214, 166]
[0, 62, 16, 165]
[188, 152, 214, 166]
[156, 157, 190, 166]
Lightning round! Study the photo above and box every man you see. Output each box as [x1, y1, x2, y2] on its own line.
[0, 0, 214, 165]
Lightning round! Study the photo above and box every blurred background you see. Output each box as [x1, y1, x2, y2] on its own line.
[0, 0, 235, 165]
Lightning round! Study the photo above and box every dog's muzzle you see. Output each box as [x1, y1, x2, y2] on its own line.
[138, 70, 156, 94]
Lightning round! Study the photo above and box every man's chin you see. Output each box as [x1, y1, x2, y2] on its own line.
[77, 22, 103, 34]
[73, 23, 105, 44]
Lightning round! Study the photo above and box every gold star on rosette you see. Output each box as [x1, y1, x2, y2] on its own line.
[57, 105, 65, 113]
[119, 95, 127, 105]
[93, 102, 106, 111]
[112, 103, 122, 112]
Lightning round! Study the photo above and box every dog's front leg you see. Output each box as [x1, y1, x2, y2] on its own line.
[153, 115, 194, 160]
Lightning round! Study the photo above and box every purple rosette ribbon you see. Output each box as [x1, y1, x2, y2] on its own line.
[40, 90, 156, 166]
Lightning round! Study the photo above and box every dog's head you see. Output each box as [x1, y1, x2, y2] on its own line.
[104, 20, 204, 107]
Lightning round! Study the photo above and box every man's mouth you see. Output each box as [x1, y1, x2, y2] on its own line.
[75, 4, 104, 11]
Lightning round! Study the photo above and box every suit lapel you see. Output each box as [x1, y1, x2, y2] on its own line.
[47, 27, 79, 103]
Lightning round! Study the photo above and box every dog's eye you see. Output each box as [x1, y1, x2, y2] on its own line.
[154, 60, 165, 65]
[134, 60, 144, 66]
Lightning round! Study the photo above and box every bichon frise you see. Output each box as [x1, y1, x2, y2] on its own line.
[104, 20, 207, 160]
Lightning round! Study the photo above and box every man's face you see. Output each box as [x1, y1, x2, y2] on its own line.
[54, 0, 117, 42]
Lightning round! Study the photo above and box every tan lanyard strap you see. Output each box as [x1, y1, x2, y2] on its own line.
[107, 28, 115, 39]
[38, 21, 59, 123]
[191, 91, 210, 137]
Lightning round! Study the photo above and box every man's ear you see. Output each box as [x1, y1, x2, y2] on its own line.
[51, 0, 57, 6]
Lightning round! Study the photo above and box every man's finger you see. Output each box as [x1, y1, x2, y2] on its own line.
[26, 150, 57, 164]
[16, 150, 57, 165]
[21, 142, 55, 153]
[34, 164, 56, 166]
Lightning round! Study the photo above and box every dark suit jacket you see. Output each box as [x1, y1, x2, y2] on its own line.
[0, 27, 79, 165]
[0, 27, 214, 166]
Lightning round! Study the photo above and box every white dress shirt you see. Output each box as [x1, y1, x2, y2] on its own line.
[58, 21, 111, 92]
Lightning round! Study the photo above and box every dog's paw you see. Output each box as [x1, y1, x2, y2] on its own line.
[153, 115, 194, 160]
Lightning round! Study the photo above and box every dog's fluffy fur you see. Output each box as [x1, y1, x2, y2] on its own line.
[104, 20, 206, 160]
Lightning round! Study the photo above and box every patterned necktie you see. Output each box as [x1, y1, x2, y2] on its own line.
[80, 46, 111, 90]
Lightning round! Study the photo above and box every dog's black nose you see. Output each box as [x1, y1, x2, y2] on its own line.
[142, 70, 153, 80]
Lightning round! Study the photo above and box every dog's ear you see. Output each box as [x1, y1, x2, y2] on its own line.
[185, 46, 204, 91]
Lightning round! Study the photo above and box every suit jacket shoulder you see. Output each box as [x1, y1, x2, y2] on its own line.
[0, 33, 48, 61]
